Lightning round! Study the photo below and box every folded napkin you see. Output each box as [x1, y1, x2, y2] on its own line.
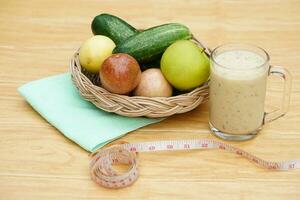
[18, 73, 162, 152]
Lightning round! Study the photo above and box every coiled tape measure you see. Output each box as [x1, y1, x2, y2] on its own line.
[89, 138, 300, 189]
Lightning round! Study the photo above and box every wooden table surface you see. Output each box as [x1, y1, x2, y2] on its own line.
[1, 0, 300, 199]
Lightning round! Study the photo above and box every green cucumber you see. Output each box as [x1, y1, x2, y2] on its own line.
[91, 13, 139, 44]
[113, 23, 192, 63]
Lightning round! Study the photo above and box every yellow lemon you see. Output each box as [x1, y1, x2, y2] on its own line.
[79, 35, 116, 74]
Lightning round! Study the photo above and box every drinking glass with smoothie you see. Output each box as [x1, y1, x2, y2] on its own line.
[209, 43, 292, 141]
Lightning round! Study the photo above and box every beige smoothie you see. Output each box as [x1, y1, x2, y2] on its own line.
[209, 50, 268, 134]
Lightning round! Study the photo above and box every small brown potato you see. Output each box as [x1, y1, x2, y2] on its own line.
[100, 53, 141, 94]
[134, 68, 173, 97]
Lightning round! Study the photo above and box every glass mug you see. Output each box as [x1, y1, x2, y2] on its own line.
[209, 43, 292, 141]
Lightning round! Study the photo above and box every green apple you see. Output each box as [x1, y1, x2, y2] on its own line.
[160, 40, 210, 91]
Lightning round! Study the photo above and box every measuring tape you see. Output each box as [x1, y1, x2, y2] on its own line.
[89, 139, 300, 189]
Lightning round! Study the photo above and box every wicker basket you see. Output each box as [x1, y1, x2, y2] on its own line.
[70, 38, 210, 118]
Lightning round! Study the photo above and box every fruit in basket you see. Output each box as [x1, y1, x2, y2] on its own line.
[161, 40, 210, 91]
[100, 53, 141, 94]
[134, 69, 172, 97]
[79, 35, 115, 74]
[92, 13, 139, 44]
[113, 23, 192, 63]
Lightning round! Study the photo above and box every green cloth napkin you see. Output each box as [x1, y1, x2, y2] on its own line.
[18, 73, 162, 152]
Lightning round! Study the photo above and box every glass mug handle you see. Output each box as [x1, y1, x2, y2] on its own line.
[264, 65, 292, 124]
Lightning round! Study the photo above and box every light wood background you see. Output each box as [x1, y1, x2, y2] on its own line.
[1, 0, 300, 199]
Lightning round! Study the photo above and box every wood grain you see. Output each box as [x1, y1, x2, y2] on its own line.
[1, 0, 300, 199]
